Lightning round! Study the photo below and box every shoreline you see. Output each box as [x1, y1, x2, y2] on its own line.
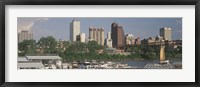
[62, 57, 182, 63]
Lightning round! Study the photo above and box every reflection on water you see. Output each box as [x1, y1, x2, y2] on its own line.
[120, 59, 182, 68]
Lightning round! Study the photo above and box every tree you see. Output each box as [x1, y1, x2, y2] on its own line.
[125, 44, 142, 53]
[87, 41, 102, 53]
[18, 39, 36, 56]
[63, 41, 70, 50]
[37, 36, 57, 54]
[64, 41, 87, 53]
[57, 41, 70, 54]
[141, 45, 157, 60]
[176, 46, 182, 54]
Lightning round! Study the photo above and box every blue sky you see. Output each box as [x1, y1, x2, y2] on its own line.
[18, 17, 182, 41]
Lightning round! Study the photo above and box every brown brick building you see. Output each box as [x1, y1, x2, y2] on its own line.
[111, 22, 125, 49]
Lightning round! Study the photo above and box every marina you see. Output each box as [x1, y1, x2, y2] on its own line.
[61, 60, 132, 69]
[60, 59, 182, 69]
[17, 55, 182, 69]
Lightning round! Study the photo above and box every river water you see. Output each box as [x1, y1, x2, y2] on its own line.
[119, 59, 182, 68]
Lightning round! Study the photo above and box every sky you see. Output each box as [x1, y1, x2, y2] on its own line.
[17, 17, 182, 41]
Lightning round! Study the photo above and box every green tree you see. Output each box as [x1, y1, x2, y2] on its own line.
[18, 39, 36, 56]
[37, 36, 57, 54]
[87, 41, 102, 53]
[141, 46, 157, 60]
[176, 46, 182, 54]
[64, 41, 87, 53]
[57, 41, 71, 54]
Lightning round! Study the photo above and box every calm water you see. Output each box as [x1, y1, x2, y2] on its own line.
[119, 59, 182, 68]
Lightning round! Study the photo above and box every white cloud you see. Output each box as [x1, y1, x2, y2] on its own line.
[17, 17, 49, 32]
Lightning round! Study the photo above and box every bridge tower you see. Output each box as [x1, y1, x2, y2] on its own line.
[159, 40, 168, 64]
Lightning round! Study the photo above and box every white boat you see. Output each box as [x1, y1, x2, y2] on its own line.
[160, 60, 169, 64]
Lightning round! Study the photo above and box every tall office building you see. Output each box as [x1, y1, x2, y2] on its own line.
[111, 22, 125, 49]
[89, 27, 94, 40]
[99, 28, 104, 46]
[125, 34, 135, 45]
[160, 27, 172, 41]
[76, 33, 86, 43]
[94, 29, 97, 41]
[89, 27, 104, 46]
[105, 32, 112, 48]
[70, 19, 80, 42]
[18, 30, 33, 43]
[97, 29, 101, 45]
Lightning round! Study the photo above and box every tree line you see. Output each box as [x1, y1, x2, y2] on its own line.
[18, 36, 182, 61]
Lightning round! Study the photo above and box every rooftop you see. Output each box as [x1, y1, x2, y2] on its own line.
[26, 56, 62, 60]
[18, 62, 45, 68]
[18, 57, 29, 62]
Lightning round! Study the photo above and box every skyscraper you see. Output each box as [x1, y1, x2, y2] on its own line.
[89, 27, 104, 46]
[18, 30, 33, 43]
[160, 27, 172, 41]
[70, 19, 80, 42]
[97, 29, 101, 45]
[99, 28, 104, 46]
[111, 22, 125, 49]
[105, 32, 112, 48]
[89, 27, 94, 40]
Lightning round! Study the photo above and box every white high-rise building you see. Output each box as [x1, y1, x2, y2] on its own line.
[105, 32, 112, 48]
[70, 19, 80, 42]
[89, 27, 104, 46]
[18, 30, 33, 43]
[107, 31, 111, 39]
[160, 27, 172, 41]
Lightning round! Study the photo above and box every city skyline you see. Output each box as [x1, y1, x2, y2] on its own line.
[17, 17, 182, 41]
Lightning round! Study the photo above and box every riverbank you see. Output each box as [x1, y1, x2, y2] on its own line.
[61, 59, 182, 69]
[63, 57, 181, 63]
